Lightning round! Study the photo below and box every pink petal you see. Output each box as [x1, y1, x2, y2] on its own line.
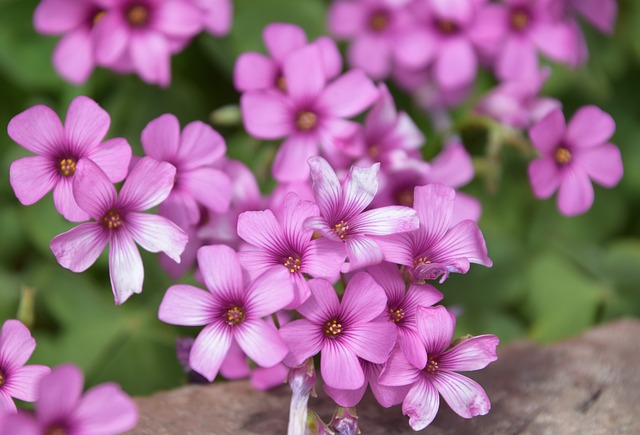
[53, 28, 94, 85]
[344, 236, 385, 271]
[528, 156, 561, 199]
[374, 233, 415, 267]
[352, 206, 419, 236]
[50, 223, 108, 273]
[180, 167, 231, 213]
[251, 364, 289, 390]
[439, 335, 499, 372]
[33, 0, 89, 34]
[141, 114, 181, 162]
[347, 319, 397, 364]
[108, 231, 143, 305]
[158, 284, 217, 326]
[281, 193, 317, 249]
[289, 272, 312, 309]
[282, 45, 326, 102]
[557, 165, 594, 216]
[74, 383, 138, 434]
[349, 35, 391, 80]
[189, 322, 233, 381]
[565, 105, 616, 149]
[398, 328, 428, 370]
[452, 193, 481, 225]
[395, 28, 437, 70]
[497, 36, 539, 81]
[130, 32, 171, 87]
[245, 266, 294, 317]
[321, 341, 364, 390]
[314, 36, 343, 80]
[416, 306, 454, 355]
[240, 91, 292, 139]
[341, 272, 387, 325]
[200, 0, 232, 35]
[86, 138, 132, 183]
[529, 107, 566, 154]
[298, 278, 341, 323]
[343, 163, 380, 215]
[126, 212, 187, 262]
[413, 184, 455, 246]
[378, 348, 421, 386]
[197, 245, 244, 302]
[272, 135, 318, 182]
[8, 104, 64, 155]
[279, 319, 324, 365]
[118, 157, 176, 211]
[64, 96, 110, 155]
[324, 378, 367, 408]
[302, 237, 346, 280]
[402, 379, 440, 431]
[573, 0, 617, 33]
[575, 143, 623, 188]
[318, 69, 378, 118]
[72, 158, 116, 219]
[531, 22, 578, 63]
[431, 371, 491, 418]
[237, 209, 284, 252]
[178, 121, 226, 169]
[220, 340, 250, 379]
[431, 220, 492, 268]
[93, 13, 129, 64]
[0, 390, 16, 413]
[234, 52, 279, 92]
[36, 364, 83, 425]
[367, 362, 410, 408]
[366, 261, 406, 303]
[428, 141, 474, 188]
[3, 365, 50, 402]
[308, 156, 343, 218]
[155, 0, 202, 37]
[263, 23, 307, 62]
[434, 39, 477, 90]
[0, 320, 36, 372]
[54, 177, 90, 222]
[328, 0, 364, 37]
[9, 156, 57, 206]
[431, 0, 473, 21]
[404, 284, 444, 314]
[236, 319, 289, 367]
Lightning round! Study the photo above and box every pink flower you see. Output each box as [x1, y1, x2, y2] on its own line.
[191, 0, 233, 36]
[280, 273, 397, 390]
[0, 320, 50, 413]
[240, 44, 378, 181]
[234, 23, 342, 93]
[527, 106, 623, 216]
[50, 157, 188, 304]
[141, 114, 232, 229]
[8, 96, 131, 222]
[237, 192, 346, 308]
[0, 364, 137, 435]
[568, 0, 617, 34]
[92, 0, 203, 86]
[375, 183, 492, 283]
[305, 157, 419, 271]
[379, 306, 499, 431]
[328, 0, 413, 79]
[158, 245, 294, 381]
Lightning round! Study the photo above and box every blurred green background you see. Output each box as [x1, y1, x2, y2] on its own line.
[0, 0, 639, 396]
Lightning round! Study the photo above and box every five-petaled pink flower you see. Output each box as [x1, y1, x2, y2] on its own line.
[50, 157, 188, 304]
[0, 320, 50, 413]
[158, 244, 294, 381]
[280, 273, 397, 390]
[379, 305, 499, 431]
[8, 96, 131, 222]
[527, 106, 623, 216]
[0, 364, 137, 435]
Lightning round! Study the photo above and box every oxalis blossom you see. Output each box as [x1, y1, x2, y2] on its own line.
[0, 320, 50, 413]
[305, 156, 419, 271]
[8, 96, 131, 222]
[0, 364, 137, 435]
[279, 273, 397, 390]
[374, 183, 492, 283]
[379, 306, 499, 431]
[50, 157, 188, 304]
[158, 245, 294, 381]
[527, 106, 623, 216]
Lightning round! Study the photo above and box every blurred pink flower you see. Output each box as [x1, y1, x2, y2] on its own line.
[191, 0, 233, 36]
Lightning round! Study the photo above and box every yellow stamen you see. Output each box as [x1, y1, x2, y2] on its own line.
[92, 10, 106, 26]
[296, 111, 318, 132]
[226, 306, 245, 325]
[332, 221, 349, 240]
[59, 158, 77, 177]
[127, 5, 149, 27]
[276, 76, 287, 93]
[324, 319, 343, 336]
[554, 147, 572, 165]
[437, 20, 457, 34]
[102, 210, 123, 229]
[396, 189, 414, 207]
[414, 257, 432, 267]
[0, 371, 5, 387]
[511, 10, 529, 31]
[389, 307, 405, 323]
[425, 356, 439, 373]
[284, 256, 302, 273]
[369, 12, 389, 32]
[45, 426, 68, 435]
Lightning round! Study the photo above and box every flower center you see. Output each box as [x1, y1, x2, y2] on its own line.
[126, 4, 149, 27]
[102, 210, 123, 229]
[324, 319, 343, 337]
[284, 256, 302, 273]
[510, 10, 529, 31]
[388, 307, 405, 324]
[415, 256, 432, 267]
[369, 11, 389, 32]
[225, 306, 245, 326]
[368, 144, 380, 159]
[554, 147, 572, 165]
[59, 158, 77, 177]
[436, 19, 458, 34]
[92, 10, 106, 26]
[45, 425, 68, 435]
[0, 370, 5, 387]
[276, 76, 287, 93]
[295, 111, 318, 132]
[425, 356, 439, 374]
[332, 221, 349, 240]
[395, 188, 414, 207]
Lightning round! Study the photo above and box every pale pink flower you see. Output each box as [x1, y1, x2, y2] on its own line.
[528, 106, 623, 216]
[50, 157, 188, 304]
[0, 320, 50, 413]
[158, 245, 294, 381]
[8, 96, 131, 222]
[191, 0, 233, 36]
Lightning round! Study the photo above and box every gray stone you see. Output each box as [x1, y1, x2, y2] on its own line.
[131, 319, 640, 434]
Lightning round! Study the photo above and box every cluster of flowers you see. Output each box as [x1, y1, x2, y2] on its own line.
[0, 319, 137, 434]
[33, 0, 232, 86]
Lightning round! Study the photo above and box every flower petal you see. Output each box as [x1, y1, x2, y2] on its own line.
[263, 23, 307, 62]
[86, 138, 132, 183]
[74, 383, 138, 434]
[53, 28, 95, 85]
[240, 91, 292, 139]
[8, 104, 64, 155]
[189, 322, 233, 381]
[565, 105, 616, 149]
[346, 319, 397, 364]
[2, 365, 50, 402]
[236, 319, 289, 367]
[178, 121, 226, 169]
[324, 377, 368, 408]
[366, 262, 406, 304]
[575, 143, 623, 188]
[50, 223, 108, 273]
[413, 184, 455, 246]
[343, 163, 379, 216]
[302, 237, 346, 280]
[54, 177, 90, 222]
[321, 341, 364, 390]
[282, 44, 325, 102]
[233, 52, 278, 92]
[431, 371, 491, 418]
[298, 278, 341, 323]
[237, 209, 285, 253]
[429, 220, 492, 269]
[126, 212, 187, 262]
[155, 0, 202, 37]
[352, 206, 419, 236]
[308, 156, 343, 219]
[367, 362, 410, 408]
[158, 284, 217, 326]
[108, 231, 143, 305]
[245, 266, 294, 318]
[36, 364, 83, 425]
[9, 156, 57, 206]
[314, 36, 342, 80]
[344, 236, 385, 271]
[272, 135, 319, 182]
[93, 12, 129, 64]
[64, 96, 110, 156]
[434, 39, 477, 90]
[317, 69, 378, 118]
[279, 319, 324, 366]
[72, 158, 116, 220]
[496, 36, 538, 81]
[428, 141, 474, 188]
[416, 306, 454, 355]
[439, 335, 499, 372]
[557, 165, 594, 216]
[282, 192, 317, 252]
[118, 157, 176, 211]
[141, 114, 181, 162]
[398, 328, 428, 370]
[529, 108, 566, 154]
[0, 320, 36, 372]
[402, 379, 440, 431]
[341, 272, 387, 325]
[528, 156, 562, 199]
[34, 0, 89, 33]
[180, 167, 232, 213]
[130, 32, 171, 87]
[197, 245, 244, 302]
[378, 348, 421, 387]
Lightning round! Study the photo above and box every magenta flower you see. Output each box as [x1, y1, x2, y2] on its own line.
[92, 0, 203, 86]
[158, 245, 294, 381]
[50, 157, 188, 304]
[141, 113, 232, 229]
[527, 106, 623, 216]
[241, 44, 378, 181]
[280, 274, 397, 390]
[568, 0, 617, 34]
[192, 0, 233, 36]
[237, 192, 346, 308]
[379, 306, 499, 431]
[0, 320, 50, 413]
[8, 96, 131, 222]
[234, 22, 341, 93]
[0, 364, 137, 435]
[305, 156, 419, 271]
[375, 183, 492, 283]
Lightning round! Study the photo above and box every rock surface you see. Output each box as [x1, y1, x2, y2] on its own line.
[131, 319, 640, 434]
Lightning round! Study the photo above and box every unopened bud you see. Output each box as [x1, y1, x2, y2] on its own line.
[330, 407, 360, 435]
